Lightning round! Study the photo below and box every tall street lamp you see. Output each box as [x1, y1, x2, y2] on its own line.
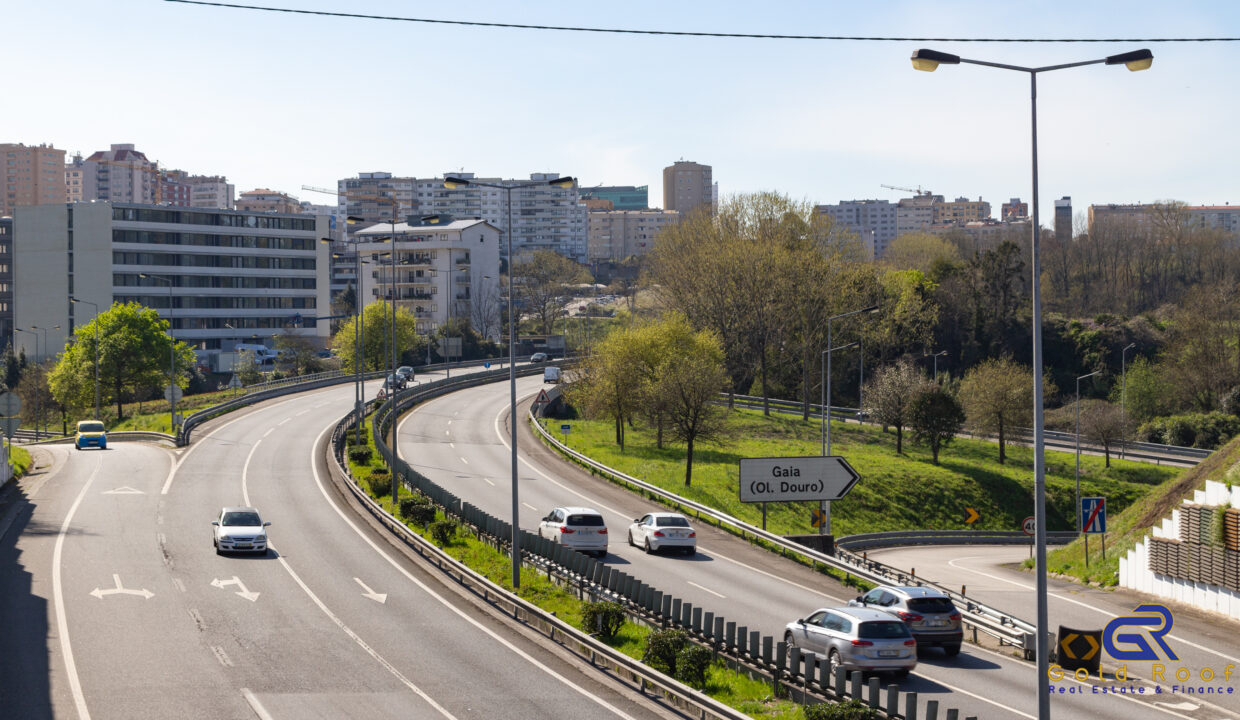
[139, 273, 177, 433]
[1075, 370, 1101, 530]
[29, 325, 59, 437]
[69, 297, 101, 419]
[327, 219, 367, 444]
[821, 304, 878, 535]
[444, 174, 576, 589]
[1121, 342, 1136, 460]
[15, 327, 42, 439]
[913, 46, 1153, 717]
[925, 349, 948, 384]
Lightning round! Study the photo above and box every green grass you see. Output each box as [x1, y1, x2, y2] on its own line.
[9, 445, 31, 478]
[541, 408, 1177, 540]
[1042, 433, 1240, 585]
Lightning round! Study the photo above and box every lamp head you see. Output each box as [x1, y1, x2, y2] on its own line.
[911, 49, 961, 72]
[546, 176, 576, 189]
[443, 177, 470, 190]
[863, 304, 880, 313]
[346, 215, 365, 224]
[420, 214, 443, 225]
[1105, 49, 1153, 72]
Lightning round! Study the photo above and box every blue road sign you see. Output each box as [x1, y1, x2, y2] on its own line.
[560, 424, 571, 434]
[484, 361, 491, 369]
[1082, 497, 1106, 534]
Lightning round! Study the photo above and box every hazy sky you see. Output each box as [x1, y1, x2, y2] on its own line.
[5, 1, 1238, 221]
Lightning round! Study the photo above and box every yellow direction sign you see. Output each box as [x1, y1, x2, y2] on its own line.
[811, 507, 825, 529]
[1056, 626, 1102, 673]
[965, 507, 980, 524]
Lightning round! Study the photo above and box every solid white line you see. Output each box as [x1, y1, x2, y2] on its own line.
[484, 478, 495, 487]
[305, 423, 639, 720]
[53, 456, 104, 720]
[947, 555, 1240, 665]
[242, 689, 275, 720]
[686, 581, 726, 599]
[449, 442, 455, 449]
[460, 457, 469, 465]
[522, 502, 539, 512]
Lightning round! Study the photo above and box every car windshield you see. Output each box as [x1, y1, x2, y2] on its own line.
[567, 514, 604, 526]
[858, 621, 912, 639]
[222, 512, 261, 527]
[907, 597, 956, 613]
[79, 422, 105, 433]
[656, 516, 690, 527]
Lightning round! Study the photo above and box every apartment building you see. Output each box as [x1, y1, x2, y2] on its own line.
[338, 172, 416, 223]
[580, 185, 649, 211]
[0, 217, 11, 344]
[354, 217, 502, 340]
[1, 143, 66, 216]
[12, 202, 330, 364]
[236, 188, 300, 214]
[160, 170, 235, 209]
[1054, 197, 1073, 241]
[68, 144, 159, 205]
[586, 209, 681, 263]
[895, 194, 942, 235]
[934, 197, 992, 225]
[1001, 198, 1028, 222]
[1186, 205, 1240, 235]
[662, 161, 713, 215]
[1088, 203, 1157, 234]
[816, 199, 898, 259]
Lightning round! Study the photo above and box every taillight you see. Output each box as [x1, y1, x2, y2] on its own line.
[897, 611, 923, 622]
[851, 640, 873, 647]
[559, 526, 574, 534]
[598, 527, 607, 535]
[688, 532, 696, 538]
[653, 531, 665, 537]
[949, 612, 962, 621]
[904, 640, 917, 646]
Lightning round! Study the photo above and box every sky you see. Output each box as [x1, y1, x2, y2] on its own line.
[4, 1, 1239, 223]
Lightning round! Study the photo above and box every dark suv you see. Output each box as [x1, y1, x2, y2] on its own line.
[849, 585, 963, 656]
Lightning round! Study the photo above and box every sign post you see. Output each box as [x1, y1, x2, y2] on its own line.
[1022, 515, 1037, 558]
[1081, 497, 1106, 568]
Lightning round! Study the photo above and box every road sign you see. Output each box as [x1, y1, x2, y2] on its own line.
[227, 374, 242, 389]
[965, 507, 980, 525]
[164, 384, 183, 404]
[0, 417, 19, 438]
[1022, 516, 1036, 537]
[811, 507, 825, 528]
[739, 456, 861, 503]
[1082, 497, 1106, 534]
[560, 424, 571, 434]
[535, 389, 550, 404]
[484, 361, 491, 369]
[1056, 625, 1102, 673]
[0, 392, 21, 416]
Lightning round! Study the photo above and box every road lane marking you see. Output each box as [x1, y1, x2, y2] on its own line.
[449, 442, 455, 448]
[53, 455, 104, 720]
[460, 457, 469, 465]
[242, 689, 274, 720]
[948, 555, 1240, 666]
[522, 502, 539, 511]
[173, 578, 187, 593]
[211, 576, 260, 602]
[355, 577, 388, 603]
[263, 427, 275, 438]
[686, 581, 726, 599]
[306, 423, 638, 720]
[484, 478, 495, 486]
[211, 645, 234, 667]
[90, 574, 154, 600]
[277, 417, 291, 426]
[102, 486, 144, 495]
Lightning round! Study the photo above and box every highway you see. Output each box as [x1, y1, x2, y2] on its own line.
[397, 374, 1240, 720]
[0, 375, 678, 720]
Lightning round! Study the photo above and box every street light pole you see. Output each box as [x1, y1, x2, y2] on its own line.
[821, 305, 878, 536]
[15, 328, 40, 439]
[140, 274, 176, 434]
[1121, 343, 1136, 460]
[1077, 370, 1101, 566]
[29, 325, 59, 437]
[444, 175, 576, 590]
[913, 46, 1152, 719]
[69, 297, 101, 419]
[926, 350, 947, 384]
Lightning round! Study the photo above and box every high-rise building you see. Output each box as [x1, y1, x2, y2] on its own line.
[579, 185, 649, 211]
[71, 144, 159, 205]
[0, 217, 11, 344]
[895, 193, 942, 236]
[12, 202, 331, 367]
[816, 200, 898, 259]
[1, 143, 66, 216]
[236, 189, 300, 214]
[587, 209, 681, 263]
[1185, 205, 1240, 235]
[159, 170, 235, 209]
[662, 160, 712, 215]
[338, 172, 416, 223]
[1054, 197, 1073, 241]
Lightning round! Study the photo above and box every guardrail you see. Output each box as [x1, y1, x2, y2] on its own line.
[358, 373, 978, 719]
[837, 529, 1078, 552]
[529, 408, 1041, 659]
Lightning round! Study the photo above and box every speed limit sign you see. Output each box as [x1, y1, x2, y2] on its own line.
[1021, 516, 1036, 537]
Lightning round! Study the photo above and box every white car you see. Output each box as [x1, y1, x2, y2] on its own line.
[537, 506, 608, 557]
[627, 512, 697, 555]
[212, 506, 271, 555]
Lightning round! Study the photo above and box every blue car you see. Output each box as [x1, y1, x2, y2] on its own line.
[75, 420, 107, 450]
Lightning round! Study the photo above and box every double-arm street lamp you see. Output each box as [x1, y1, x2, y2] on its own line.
[139, 273, 177, 433]
[821, 304, 878, 535]
[443, 175, 576, 589]
[924, 350, 948, 384]
[69, 297, 101, 419]
[325, 216, 368, 444]
[912, 45, 1152, 719]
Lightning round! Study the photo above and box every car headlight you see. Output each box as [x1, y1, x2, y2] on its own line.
[255, 534, 266, 542]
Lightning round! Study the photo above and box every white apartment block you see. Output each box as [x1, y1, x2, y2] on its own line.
[68, 144, 159, 205]
[12, 202, 330, 364]
[895, 194, 942, 236]
[816, 200, 898, 259]
[354, 218, 502, 340]
[338, 172, 416, 222]
[1187, 205, 1240, 235]
[587, 209, 681, 263]
[187, 176, 235, 209]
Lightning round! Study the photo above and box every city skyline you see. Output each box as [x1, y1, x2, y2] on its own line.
[4, 1, 1238, 222]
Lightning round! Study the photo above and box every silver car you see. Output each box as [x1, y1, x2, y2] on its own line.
[784, 607, 917, 678]
[627, 512, 697, 555]
[537, 506, 609, 558]
[212, 507, 271, 555]
[849, 585, 963, 656]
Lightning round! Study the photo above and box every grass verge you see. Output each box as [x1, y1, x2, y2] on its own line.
[9, 445, 32, 478]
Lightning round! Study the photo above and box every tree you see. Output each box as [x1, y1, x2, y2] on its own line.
[2, 342, 19, 390]
[863, 358, 930, 453]
[882, 232, 961, 274]
[959, 358, 1032, 464]
[571, 324, 644, 449]
[650, 320, 730, 486]
[1115, 356, 1171, 423]
[274, 330, 324, 376]
[1078, 399, 1125, 467]
[331, 300, 423, 372]
[469, 280, 503, 341]
[909, 385, 965, 465]
[512, 250, 591, 335]
[48, 301, 195, 421]
[16, 361, 54, 436]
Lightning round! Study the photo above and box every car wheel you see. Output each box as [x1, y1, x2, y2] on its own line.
[784, 631, 796, 649]
[894, 668, 910, 680]
[685, 547, 696, 557]
[644, 538, 653, 554]
[943, 643, 961, 657]
[627, 530, 636, 548]
[828, 649, 842, 677]
[74, 444, 81, 451]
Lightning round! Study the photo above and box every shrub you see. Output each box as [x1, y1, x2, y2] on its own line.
[348, 446, 373, 464]
[1137, 412, 1240, 449]
[642, 628, 688, 675]
[399, 495, 430, 517]
[803, 700, 882, 720]
[368, 473, 390, 497]
[673, 645, 712, 688]
[401, 496, 437, 527]
[430, 520, 458, 546]
[580, 601, 626, 639]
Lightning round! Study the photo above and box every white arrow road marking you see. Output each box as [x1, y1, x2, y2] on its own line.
[90, 574, 154, 600]
[1155, 702, 1200, 711]
[354, 577, 387, 604]
[102, 486, 145, 495]
[211, 576, 260, 602]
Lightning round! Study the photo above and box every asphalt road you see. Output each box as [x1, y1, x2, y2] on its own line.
[0, 374, 680, 720]
[397, 375, 1240, 720]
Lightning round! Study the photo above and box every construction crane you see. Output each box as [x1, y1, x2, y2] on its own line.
[881, 184, 932, 197]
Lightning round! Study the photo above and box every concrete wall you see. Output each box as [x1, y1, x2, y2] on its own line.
[13, 204, 71, 359]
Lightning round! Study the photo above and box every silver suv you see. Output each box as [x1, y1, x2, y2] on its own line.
[849, 585, 963, 656]
[784, 607, 917, 678]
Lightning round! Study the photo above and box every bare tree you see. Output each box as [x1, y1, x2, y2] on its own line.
[470, 281, 503, 341]
[1078, 399, 1125, 467]
[512, 250, 591, 335]
[863, 358, 931, 453]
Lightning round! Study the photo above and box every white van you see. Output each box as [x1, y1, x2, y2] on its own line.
[543, 366, 561, 384]
[234, 343, 279, 364]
